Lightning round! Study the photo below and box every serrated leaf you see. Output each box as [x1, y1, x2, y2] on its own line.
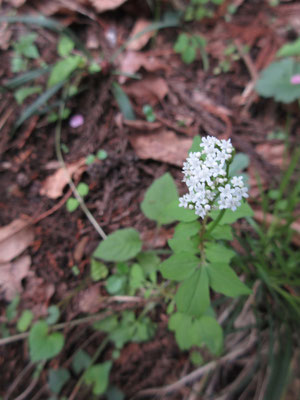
[174, 33, 189, 53]
[255, 58, 300, 103]
[207, 263, 251, 297]
[90, 259, 108, 281]
[48, 368, 70, 394]
[93, 315, 119, 333]
[72, 349, 92, 375]
[129, 263, 144, 290]
[48, 55, 82, 87]
[106, 275, 127, 294]
[17, 310, 34, 332]
[205, 243, 235, 263]
[136, 251, 160, 277]
[164, 199, 199, 222]
[194, 316, 223, 355]
[174, 220, 201, 237]
[182, 46, 197, 64]
[58, 35, 74, 57]
[83, 361, 112, 395]
[160, 252, 199, 281]
[93, 228, 142, 262]
[168, 313, 195, 350]
[175, 267, 210, 317]
[168, 234, 200, 254]
[208, 224, 233, 240]
[29, 321, 64, 362]
[210, 201, 253, 224]
[141, 173, 178, 224]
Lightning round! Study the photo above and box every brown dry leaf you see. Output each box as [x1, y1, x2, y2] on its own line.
[256, 143, 286, 168]
[89, 0, 127, 12]
[124, 119, 162, 131]
[77, 285, 101, 313]
[24, 275, 55, 317]
[118, 51, 170, 84]
[40, 158, 86, 199]
[127, 19, 153, 51]
[124, 77, 169, 106]
[129, 130, 193, 166]
[0, 255, 31, 301]
[73, 236, 89, 263]
[141, 227, 174, 249]
[0, 218, 34, 264]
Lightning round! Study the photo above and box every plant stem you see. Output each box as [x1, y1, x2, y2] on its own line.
[206, 209, 226, 235]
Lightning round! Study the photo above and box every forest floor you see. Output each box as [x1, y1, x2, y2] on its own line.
[0, 0, 299, 399]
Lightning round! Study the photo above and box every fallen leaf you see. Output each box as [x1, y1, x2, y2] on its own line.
[0, 255, 31, 301]
[141, 227, 173, 248]
[127, 19, 154, 51]
[124, 119, 162, 131]
[255, 143, 286, 168]
[77, 285, 101, 313]
[129, 130, 192, 166]
[0, 219, 34, 264]
[89, 0, 128, 12]
[73, 236, 89, 263]
[40, 158, 86, 199]
[124, 77, 169, 106]
[118, 51, 170, 83]
[24, 275, 55, 317]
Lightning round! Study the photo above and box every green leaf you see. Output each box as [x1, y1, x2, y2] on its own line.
[14, 85, 42, 105]
[111, 82, 135, 120]
[72, 349, 92, 375]
[106, 275, 127, 294]
[83, 361, 112, 395]
[174, 33, 189, 53]
[85, 154, 96, 165]
[210, 201, 254, 224]
[93, 228, 142, 262]
[229, 153, 249, 176]
[141, 173, 178, 224]
[77, 182, 89, 197]
[93, 315, 119, 333]
[137, 251, 160, 277]
[46, 305, 60, 325]
[168, 313, 195, 350]
[164, 198, 199, 222]
[88, 62, 101, 73]
[182, 46, 197, 64]
[4, 66, 50, 89]
[17, 310, 34, 332]
[174, 220, 201, 237]
[255, 58, 300, 103]
[277, 38, 300, 58]
[90, 259, 108, 281]
[175, 267, 210, 317]
[29, 321, 64, 362]
[66, 197, 79, 212]
[205, 243, 235, 264]
[168, 234, 200, 254]
[207, 263, 251, 297]
[48, 368, 70, 394]
[188, 135, 201, 153]
[11, 56, 28, 73]
[160, 252, 199, 281]
[14, 33, 39, 59]
[48, 55, 82, 87]
[96, 149, 108, 160]
[129, 263, 144, 290]
[6, 295, 20, 321]
[208, 224, 233, 240]
[106, 386, 125, 400]
[194, 316, 223, 355]
[190, 350, 203, 366]
[58, 35, 74, 57]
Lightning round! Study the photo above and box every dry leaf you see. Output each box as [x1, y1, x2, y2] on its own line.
[89, 0, 127, 12]
[77, 285, 101, 313]
[141, 227, 173, 248]
[118, 51, 170, 83]
[73, 236, 89, 263]
[129, 130, 193, 166]
[40, 158, 86, 199]
[0, 255, 31, 301]
[0, 219, 34, 264]
[124, 77, 169, 106]
[256, 143, 286, 168]
[127, 19, 153, 51]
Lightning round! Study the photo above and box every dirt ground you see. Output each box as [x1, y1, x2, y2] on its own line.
[0, 0, 300, 399]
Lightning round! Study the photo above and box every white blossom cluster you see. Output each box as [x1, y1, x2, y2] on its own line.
[179, 136, 248, 218]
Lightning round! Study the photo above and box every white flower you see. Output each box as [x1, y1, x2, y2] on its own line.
[178, 136, 248, 218]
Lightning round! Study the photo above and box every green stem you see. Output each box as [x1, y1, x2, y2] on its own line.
[206, 209, 226, 235]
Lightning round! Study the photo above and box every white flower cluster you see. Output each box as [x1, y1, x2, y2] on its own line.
[179, 136, 248, 218]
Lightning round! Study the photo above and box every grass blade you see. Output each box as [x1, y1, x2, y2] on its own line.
[12, 80, 65, 134]
[111, 82, 135, 120]
[2, 67, 51, 90]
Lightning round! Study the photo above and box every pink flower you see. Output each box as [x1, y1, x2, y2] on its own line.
[290, 74, 300, 85]
[69, 114, 84, 128]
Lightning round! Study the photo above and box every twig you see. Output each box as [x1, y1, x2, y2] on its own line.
[4, 362, 34, 400]
[133, 334, 257, 398]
